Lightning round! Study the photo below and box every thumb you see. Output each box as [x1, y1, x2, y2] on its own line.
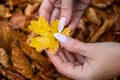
[54, 33, 91, 57]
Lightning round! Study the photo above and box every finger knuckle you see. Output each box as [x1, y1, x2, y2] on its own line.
[70, 40, 77, 50]
[48, 0, 57, 3]
[61, 7, 72, 13]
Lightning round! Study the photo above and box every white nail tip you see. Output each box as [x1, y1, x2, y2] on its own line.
[54, 33, 68, 43]
[54, 33, 58, 39]
[58, 17, 66, 32]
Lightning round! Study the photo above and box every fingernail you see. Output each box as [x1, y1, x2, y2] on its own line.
[54, 33, 68, 43]
[58, 17, 66, 32]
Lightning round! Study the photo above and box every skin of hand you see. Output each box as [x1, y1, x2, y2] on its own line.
[46, 33, 120, 80]
[39, 0, 91, 31]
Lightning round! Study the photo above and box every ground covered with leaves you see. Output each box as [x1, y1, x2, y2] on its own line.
[0, 0, 120, 80]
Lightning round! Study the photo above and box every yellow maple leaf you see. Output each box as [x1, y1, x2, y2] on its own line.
[28, 17, 70, 54]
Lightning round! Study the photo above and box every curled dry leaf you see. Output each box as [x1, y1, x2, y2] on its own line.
[89, 19, 114, 42]
[44, 68, 56, 76]
[8, 0, 29, 9]
[31, 72, 51, 80]
[32, 61, 44, 71]
[92, 0, 114, 8]
[0, 48, 10, 68]
[0, 18, 15, 52]
[11, 44, 34, 79]
[87, 24, 99, 42]
[0, 64, 26, 80]
[25, 2, 41, 16]
[86, 7, 101, 26]
[0, 5, 6, 18]
[0, 5, 11, 18]
[113, 5, 120, 17]
[97, 10, 113, 20]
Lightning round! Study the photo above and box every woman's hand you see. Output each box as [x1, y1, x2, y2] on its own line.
[39, 0, 91, 31]
[47, 33, 120, 80]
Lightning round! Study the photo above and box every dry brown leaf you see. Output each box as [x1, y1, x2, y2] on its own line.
[19, 42, 51, 69]
[32, 61, 44, 71]
[89, 19, 114, 42]
[31, 72, 52, 80]
[0, 65, 26, 80]
[50, 73, 71, 80]
[86, 8, 101, 26]
[0, 48, 10, 67]
[0, 65, 6, 77]
[0, 5, 6, 18]
[98, 32, 116, 42]
[45, 68, 56, 76]
[16, 31, 28, 43]
[92, 0, 114, 8]
[32, 72, 51, 80]
[25, 2, 41, 16]
[0, 5, 11, 18]
[8, 0, 29, 9]
[40, 73, 51, 80]
[87, 24, 99, 42]
[0, 18, 15, 52]
[113, 5, 120, 17]
[11, 44, 34, 79]
[10, 14, 31, 29]
[114, 32, 120, 35]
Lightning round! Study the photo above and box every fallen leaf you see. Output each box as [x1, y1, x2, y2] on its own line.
[28, 17, 70, 54]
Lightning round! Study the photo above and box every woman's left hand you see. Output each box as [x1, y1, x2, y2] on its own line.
[39, 0, 91, 31]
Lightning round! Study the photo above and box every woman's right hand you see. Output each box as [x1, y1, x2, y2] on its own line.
[47, 33, 120, 80]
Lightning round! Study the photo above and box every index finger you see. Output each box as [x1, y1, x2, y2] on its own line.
[39, 0, 55, 21]
[46, 50, 83, 80]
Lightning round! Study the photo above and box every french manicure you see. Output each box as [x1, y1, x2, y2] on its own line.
[58, 17, 66, 32]
[54, 33, 68, 43]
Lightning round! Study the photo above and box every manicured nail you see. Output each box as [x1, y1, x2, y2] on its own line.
[54, 33, 68, 43]
[58, 17, 66, 32]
